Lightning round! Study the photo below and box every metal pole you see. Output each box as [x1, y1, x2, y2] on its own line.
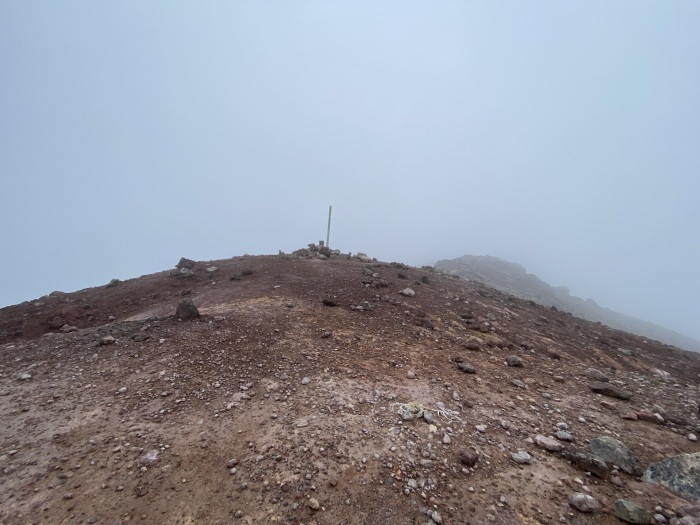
[326, 205, 332, 248]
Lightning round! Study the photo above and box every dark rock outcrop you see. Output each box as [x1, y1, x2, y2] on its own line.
[643, 452, 700, 503]
[175, 298, 200, 320]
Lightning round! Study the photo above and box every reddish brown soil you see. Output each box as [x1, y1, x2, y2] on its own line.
[0, 254, 699, 525]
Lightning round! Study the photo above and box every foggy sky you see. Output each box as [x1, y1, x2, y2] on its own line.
[2, 2, 699, 342]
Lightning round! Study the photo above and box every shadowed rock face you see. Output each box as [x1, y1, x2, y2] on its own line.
[644, 453, 700, 503]
[434, 254, 700, 352]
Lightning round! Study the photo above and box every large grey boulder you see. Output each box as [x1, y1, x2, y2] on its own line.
[643, 452, 700, 503]
[589, 436, 643, 476]
[614, 499, 651, 524]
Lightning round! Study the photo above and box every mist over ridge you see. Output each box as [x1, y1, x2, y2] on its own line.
[435, 254, 700, 353]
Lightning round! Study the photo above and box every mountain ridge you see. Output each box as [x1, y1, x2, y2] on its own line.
[434, 254, 700, 353]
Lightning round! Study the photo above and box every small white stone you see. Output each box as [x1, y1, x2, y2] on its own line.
[688, 433, 698, 442]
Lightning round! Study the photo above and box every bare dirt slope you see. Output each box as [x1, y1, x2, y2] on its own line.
[0, 253, 699, 525]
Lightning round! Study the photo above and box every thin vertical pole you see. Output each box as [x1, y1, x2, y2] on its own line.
[326, 205, 332, 248]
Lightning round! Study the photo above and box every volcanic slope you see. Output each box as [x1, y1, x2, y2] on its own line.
[0, 253, 699, 525]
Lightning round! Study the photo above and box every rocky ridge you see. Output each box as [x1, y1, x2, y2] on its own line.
[434, 255, 700, 353]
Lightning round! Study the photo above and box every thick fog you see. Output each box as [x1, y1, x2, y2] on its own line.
[1, 2, 699, 342]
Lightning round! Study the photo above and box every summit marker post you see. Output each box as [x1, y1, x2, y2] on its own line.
[326, 205, 332, 249]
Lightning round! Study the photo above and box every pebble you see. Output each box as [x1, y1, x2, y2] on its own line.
[555, 431, 574, 442]
[442, 434, 451, 444]
[688, 433, 697, 442]
[476, 425, 487, 433]
[407, 371, 416, 379]
[308, 498, 321, 510]
[301, 377, 310, 385]
[430, 510, 443, 524]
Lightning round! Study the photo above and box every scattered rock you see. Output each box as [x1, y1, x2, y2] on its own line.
[589, 381, 632, 400]
[48, 316, 66, 329]
[400, 288, 416, 297]
[555, 430, 574, 442]
[407, 370, 416, 379]
[511, 451, 532, 465]
[652, 368, 671, 379]
[569, 492, 599, 513]
[179, 268, 195, 277]
[301, 377, 310, 385]
[106, 278, 121, 288]
[175, 298, 200, 320]
[464, 338, 481, 350]
[535, 434, 563, 452]
[561, 449, 608, 478]
[505, 355, 523, 367]
[614, 499, 651, 524]
[589, 436, 643, 476]
[355, 253, 371, 263]
[18, 373, 32, 381]
[459, 450, 479, 467]
[206, 266, 218, 273]
[457, 362, 476, 374]
[307, 498, 321, 510]
[322, 299, 339, 307]
[643, 452, 700, 503]
[637, 412, 665, 424]
[584, 368, 609, 382]
[132, 333, 150, 342]
[99, 335, 116, 346]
